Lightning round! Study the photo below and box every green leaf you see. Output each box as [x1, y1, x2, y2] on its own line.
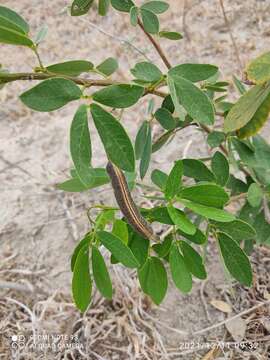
[151, 169, 168, 190]
[20, 78, 82, 112]
[239, 201, 260, 224]
[126, 171, 137, 191]
[231, 138, 255, 168]
[247, 183, 263, 208]
[143, 206, 173, 225]
[253, 210, 270, 244]
[165, 160, 183, 199]
[0, 15, 27, 35]
[167, 205, 196, 235]
[72, 244, 92, 311]
[152, 234, 172, 258]
[232, 136, 270, 186]
[0, 26, 33, 47]
[140, 122, 152, 179]
[95, 210, 115, 230]
[98, 231, 139, 268]
[141, 1, 169, 14]
[135, 121, 148, 159]
[182, 159, 215, 182]
[224, 81, 270, 133]
[180, 241, 207, 280]
[57, 177, 87, 192]
[34, 25, 48, 45]
[169, 64, 218, 83]
[207, 131, 225, 148]
[131, 61, 162, 82]
[216, 101, 233, 114]
[130, 6, 139, 26]
[90, 104, 135, 172]
[181, 199, 235, 222]
[205, 84, 227, 93]
[46, 60, 94, 76]
[168, 75, 214, 125]
[167, 76, 186, 119]
[179, 183, 229, 208]
[112, 219, 128, 244]
[169, 243, 192, 293]
[159, 31, 182, 40]
[92, 84, 144, 108]
[233, 75, 246, 95]
[246, 51, 270, 84]
[111, 0, 134, 12]
[218, 232, 252, 286]
[162, 94, 175, 113]
[213, 220, 256, 242]
[141, 9, 159, 34]
[92, 245, 113, 299]
[96, 57, 118, 76]
[129, 232, 149, 266]
[154, 108, 176, 130]
[97, 210, 117, 233]
[152, 129, 174, 153]
[98, 0, 110, 15]
[71, 234, 91, 271]
[70, 105, 92, 186]
[226, 175, 248, 196]
[0, 6, 29, 33]
[138, 257, 168, 304]
[71, 0, 95, 15]
[237, 91, 270, 139]
[211, 151, 230, 186]
[177, 228, 207, 245]
[57, 168, 109, 192]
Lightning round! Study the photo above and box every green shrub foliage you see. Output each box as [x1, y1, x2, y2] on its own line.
[1, 1, 270, 311]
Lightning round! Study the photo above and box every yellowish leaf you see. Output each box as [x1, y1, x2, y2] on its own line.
[246, 51, 270, 84]
[210, 299, 232, 313]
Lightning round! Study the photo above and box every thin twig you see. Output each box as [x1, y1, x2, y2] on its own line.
[141, 310, 188, 336]
[57, 194, 79, 242]
[200, 280, 212, 323]
[0, 72, 167, 98]
[193, 299, 270, 336]
[137, 18, 172, 69]
[263, 197, 270, 223]
[183, 139, 193, 158]
[218, 0, 243, 70]
[0, 155, 31, 178]
[0, 72, 119, 86]
[182, 0, 191, 41]
[0, 281, 34, 293]
[82, 18, 152, 62]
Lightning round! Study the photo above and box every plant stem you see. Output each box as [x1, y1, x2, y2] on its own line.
[33, 47, 44, 69]
[218, 0, 243, 70]
[0, 71, 167, 97]
[137, 18, 172, 70]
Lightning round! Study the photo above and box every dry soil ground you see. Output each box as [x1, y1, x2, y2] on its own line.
[0, 0, 270, 359]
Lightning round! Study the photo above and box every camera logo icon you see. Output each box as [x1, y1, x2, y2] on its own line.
[11, 335, 25, 349]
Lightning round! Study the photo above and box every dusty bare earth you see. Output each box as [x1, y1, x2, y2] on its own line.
[0, 0, 270, 359]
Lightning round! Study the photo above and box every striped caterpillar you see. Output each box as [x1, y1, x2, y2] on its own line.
[106, 161, 159, 242]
